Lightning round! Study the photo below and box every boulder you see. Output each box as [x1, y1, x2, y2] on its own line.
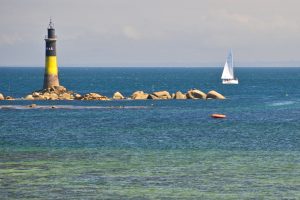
[113, 91, 125, 100]
[32, 92, 40, 97]
[25, 95, 35, 100]
[53, 86, 67, 93]
[42, 92, 51, 100]
[0, 93, 4, 100]
[186, 89, 207, 99]
[82, 93, 109, 100]
[59, 93, 73, 100]
[152, 91, 172, 99]
[74, 93, 82, 100]
[49, 93, 59, 100]
[131, 91, 149, 100]
[206, 90, 226, 100]
[174, 91, 187, 99]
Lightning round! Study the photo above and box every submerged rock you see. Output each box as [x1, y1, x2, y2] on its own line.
[131, 91, 149, 100]
[206, 90, 226, 100]
[186, 89, 207, 99]
[113, 91, 125, 100]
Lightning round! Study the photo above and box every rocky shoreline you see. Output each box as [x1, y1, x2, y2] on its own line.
[0, 86, 225, 101]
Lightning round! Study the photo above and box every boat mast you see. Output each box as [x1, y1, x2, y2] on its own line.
[230, 49, 234, 78]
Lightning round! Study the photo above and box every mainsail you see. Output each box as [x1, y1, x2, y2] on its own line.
[221, 51, 234, 80]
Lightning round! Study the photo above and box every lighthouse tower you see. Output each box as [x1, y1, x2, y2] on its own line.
[43, 19, 59, 89]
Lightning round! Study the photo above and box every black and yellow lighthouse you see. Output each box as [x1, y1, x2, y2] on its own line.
[43, 19, 59, 89]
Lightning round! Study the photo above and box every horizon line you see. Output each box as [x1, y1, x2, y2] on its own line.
[1, 65, 300, 68]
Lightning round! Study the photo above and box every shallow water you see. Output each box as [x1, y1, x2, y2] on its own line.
[0, 67, 300, 199]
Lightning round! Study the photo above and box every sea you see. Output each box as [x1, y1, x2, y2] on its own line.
[0, 67, 300, 199]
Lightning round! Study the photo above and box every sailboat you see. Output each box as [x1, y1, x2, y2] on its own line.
[221, 50, 239, 84]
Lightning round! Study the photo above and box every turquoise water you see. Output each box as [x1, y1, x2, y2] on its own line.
[0, 67, 300, 199]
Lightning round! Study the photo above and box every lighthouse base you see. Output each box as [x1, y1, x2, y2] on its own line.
[43, 74, 60, 89]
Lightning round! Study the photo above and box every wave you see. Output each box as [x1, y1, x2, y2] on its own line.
[269, 101, 295, 107]
[0, 105, 149, 110]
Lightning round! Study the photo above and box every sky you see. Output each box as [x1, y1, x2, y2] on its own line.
[0, 0, 300, 67]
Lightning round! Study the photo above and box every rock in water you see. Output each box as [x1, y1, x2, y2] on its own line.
[113, 91, 125, 100]
[82, 93, 110, 100]
[59, 93, 72, 100]
[206, 90, 226, 99]
[25, 86, 79, 100]
[25, 95, 35, 100]
[5, 96, 15, 100]
[174, 91, 187, 99]
[74, 93, 82, 100]
[147, 94, 160, 100]
[0, 93, 4, 100]
[186, 89, 207, 99]
[152, 91, 172, 99]
[131, 91, 149, 100]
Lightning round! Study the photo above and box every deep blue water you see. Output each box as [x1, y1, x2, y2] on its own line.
[0, 67, 300, 199]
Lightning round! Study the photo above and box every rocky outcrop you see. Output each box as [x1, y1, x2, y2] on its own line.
[206, 90, 226, 100]
[113, 91, 125, 100]
[152, 91, 172, 99]
[20, 88, 225, 101]
[81, 93, 110, 100]
[186, 89, 207, 99]
[0, 93, 4, 100]
[174, 91, 187, 99]
[131, 91, 149, 100]
[25, 86, 79, 100]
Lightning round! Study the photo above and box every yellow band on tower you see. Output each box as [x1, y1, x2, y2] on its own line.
[45, 56, 58, 75]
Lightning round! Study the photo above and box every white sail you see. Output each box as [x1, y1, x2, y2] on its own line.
[221, 50, 238, 84]
[221, 61, 233, 79]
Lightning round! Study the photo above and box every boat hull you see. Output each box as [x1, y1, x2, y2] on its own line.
[211, 114, 226, 119]
[222, 79, 239, 84]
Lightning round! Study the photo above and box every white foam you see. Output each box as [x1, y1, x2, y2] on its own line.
[269, 101, 295, 107]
